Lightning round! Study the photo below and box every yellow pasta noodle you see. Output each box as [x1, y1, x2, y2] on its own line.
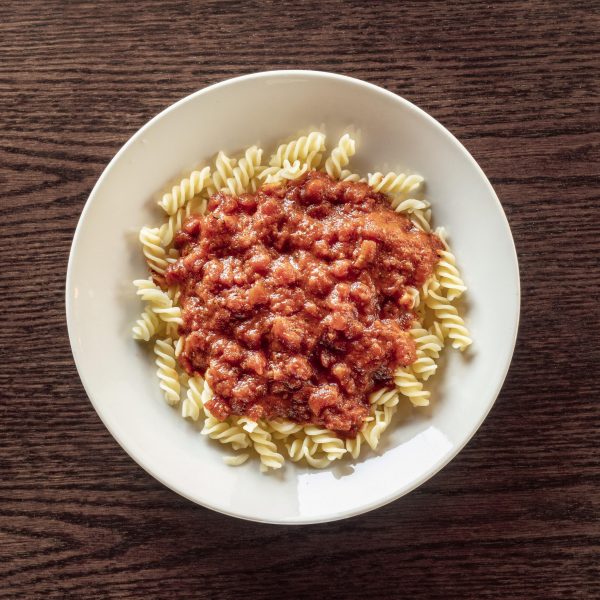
[238, 418, 285, 472]
[410, 325, 444, 381]
[368, 171, 424, 203]
[303, 426, 347, 461]
[139, 226, 168, 275]
[154, 338, 180, 406]
[158, 166, 211, 216]
[325, 133, 356, 179]
[181, 375, 204, 421]
[222, 146, 263, 195]
[425, 281, 472, 351]
[131, 305, 161, 341]
[207, 151, 237, 195]
[270, 131, 326, 169]
[394, 367, 431, 407]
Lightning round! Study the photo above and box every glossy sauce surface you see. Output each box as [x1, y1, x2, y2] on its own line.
[165, 172, 442, 436]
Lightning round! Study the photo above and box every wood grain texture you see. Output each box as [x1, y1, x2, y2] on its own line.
[1, 0, 599, 597]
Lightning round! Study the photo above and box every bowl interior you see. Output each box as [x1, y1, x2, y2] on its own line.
[66, 71, 519, 524]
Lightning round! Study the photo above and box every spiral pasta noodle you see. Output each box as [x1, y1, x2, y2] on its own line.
[368, 171, 424, 203]
[181, 375, 204, 421]
[394, 367, 431, 407]
[202, 414, 252, 451]
[393, 198, 429, 215]
[223, 453, 250, 466]
[433, 227, 467, 301]
[154, 338, 180, 406]
[410, 207, 432, 232]
[158, 206, 186, 248]
[139, 227, 168, 275]
[134, 278, 170, 306]
[270, 131, 326, 169]
[285, 435, 314, 462]
[345, 434, 363, 459]
[435, 249, 466, 300]
[362, 404, 397, 450]
[238, 418, 285, 472]
[285, 436, 332, 468]
[132, 306, 161, 341]
[152, 305, 183, 326]
[303, 426, 347, 461]
[222, 146, 263, 195]
[208, 151, 237, 194]
[267, 419, 304, 440]
[267, 159, 311, 184]
[339, 169, 364, 182]
[158, 166, 211, 216]
[410, 325, 444, 381]
[134, 278, 182, 327]
[369, 387, 400, 408]
[425, 282, 472, 351]
[325, 133, 356, 179]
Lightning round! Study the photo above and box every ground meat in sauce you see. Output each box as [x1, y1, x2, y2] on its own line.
[165, 171, 443, 438]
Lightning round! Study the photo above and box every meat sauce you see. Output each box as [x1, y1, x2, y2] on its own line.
[165, 171, 443, 437]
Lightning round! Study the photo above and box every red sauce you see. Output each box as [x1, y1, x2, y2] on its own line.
[165, 171, 442, 437]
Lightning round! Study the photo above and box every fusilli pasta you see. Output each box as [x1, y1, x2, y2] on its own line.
[425, 282, 472, 350]
[325, 133, 356, 179]
[132, 131, 471, 471]
[154, 338, 180, 406]
[238, 418, 285, 472]
[207, 151, 237, 195]
[139, 226, 168, 275]
[132, 306, 161, 341]
[158, 166, 211, 215]
[368, 171, 424, 203]
[394, 367, 431, 407]
[410, 325, 444, 381]
[222, 146, 263, 195]
[181, 375, 204, 421]
[270, 131, 325, 169]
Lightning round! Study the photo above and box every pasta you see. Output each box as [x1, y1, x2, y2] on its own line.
[433, 227, 467, 300]
[181, 375, 204, 421]
[132, 130, 472, 471]
[159, 206, 187, 248]
[270, 131, 325, 168]
[362, 404, 397, 450]
[158, 166, 211, 216]
[131, 306, 161, 342]
[223, 453, 250, 466]
[222, 146, 263, 196]
[202, 413, 252, 452]
[410, 325, 444, 381]
[139, 226, 168, 275]
[238, 418, 285, 472]
[303, 426, 347, 461]
[325, 133, 356, 179]
[425, 282, 472, 350]
[393, 368, 431, 407]
[207, 151, 237, 195]
[154, 338, 180, 406]
[286, 437, 331, 468]
[368, 171, 424, 201]
[262, 159, 310, 184]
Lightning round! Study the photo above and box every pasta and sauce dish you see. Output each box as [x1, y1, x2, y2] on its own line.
[132, 131, 471, 471]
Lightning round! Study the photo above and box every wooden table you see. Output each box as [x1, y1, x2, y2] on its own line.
[2, 1, 598, 597]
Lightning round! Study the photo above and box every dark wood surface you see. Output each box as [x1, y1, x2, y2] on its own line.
[1, 1, 598, 598]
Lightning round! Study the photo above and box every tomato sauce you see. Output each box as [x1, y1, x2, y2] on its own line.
[165, 171, 442, 437]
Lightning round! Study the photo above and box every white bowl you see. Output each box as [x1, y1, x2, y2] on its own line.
[66, 70, 519, 524]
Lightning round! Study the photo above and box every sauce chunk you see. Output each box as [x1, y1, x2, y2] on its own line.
[165, 171, 442, 437]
